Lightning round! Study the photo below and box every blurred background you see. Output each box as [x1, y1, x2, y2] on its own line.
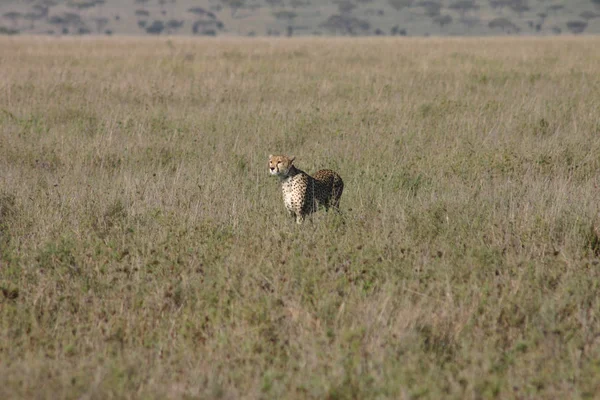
[0, 0, 598, 37]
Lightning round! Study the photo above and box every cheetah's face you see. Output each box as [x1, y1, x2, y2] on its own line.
[269, 155, 295, 177]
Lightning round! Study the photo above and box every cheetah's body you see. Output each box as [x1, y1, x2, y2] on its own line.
[269, 155, 344, 224]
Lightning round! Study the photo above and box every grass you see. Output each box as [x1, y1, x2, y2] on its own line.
[1, 36, 600, 399]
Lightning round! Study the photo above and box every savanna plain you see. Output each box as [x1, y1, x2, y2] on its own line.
[1, 36, 600, 399]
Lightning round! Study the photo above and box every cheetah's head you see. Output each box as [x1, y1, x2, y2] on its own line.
[269, 155, 295, 177]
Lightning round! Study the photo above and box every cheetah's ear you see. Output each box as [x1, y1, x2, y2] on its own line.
[289, 156, 296, 164]
[269, 154, 273, 159]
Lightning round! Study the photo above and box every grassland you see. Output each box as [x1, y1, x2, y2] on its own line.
[1, 36, 600, 399]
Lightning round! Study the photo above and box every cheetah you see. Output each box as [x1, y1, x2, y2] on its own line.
[269, 154, 344, 224]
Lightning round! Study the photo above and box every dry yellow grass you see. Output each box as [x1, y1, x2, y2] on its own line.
[1, 36, 600, 399]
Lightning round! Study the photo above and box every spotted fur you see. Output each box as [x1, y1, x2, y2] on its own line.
[269, 155, 344, 224]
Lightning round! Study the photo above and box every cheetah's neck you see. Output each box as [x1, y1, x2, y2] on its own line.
[279, 165, 304, 182]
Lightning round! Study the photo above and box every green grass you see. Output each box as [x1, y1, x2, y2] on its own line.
[1, 36, 600, 399]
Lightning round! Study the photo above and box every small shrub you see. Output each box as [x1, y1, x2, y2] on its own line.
[566, 20, 587, 34]
[146, 20, 165, 34]
[0, 193, 17, 253]
[36, 237, 79, 275]
[0, 192, 17, 226]
[0, 26, 19, 35]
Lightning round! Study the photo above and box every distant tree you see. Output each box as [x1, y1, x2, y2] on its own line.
[388, 0, 413, 12]
[166, 19, 183, 33]
[135, 9, 150, 17]
[290, 0, 311, 8]
[390, 25, 407, 35]
[188, 7, 218, 22]
[220, 0, 245, 17]
[3, 11, 22, 28]
[509, 0, 529, 17]
[92, 16, 109, 32]
[188, 7, 208, 16]
[246, 2, 261, 12]
[48, 14, 67, 31]
[23, 12, 40, 29]
[460, 16, 479, 29]
[66, 1, 98, 10]
[49, 12, 84, 33]
[551, 26, 561, 34]
[547, 5, 564, 15]
[32, 5, 49, 19]
[138, 20, 147, 28]
[265, 0, 284, 7]
[337, 1, 357, 14]
[580, 10, 600, 20]
[449, 0, 479, 18]
[34, 7, 49, 20]
[592, 0, 600, 8]
[433, 14, 452, 27]
[321, 14, 370, 35]
[135, 0, 149, 6]
[65, 12, 85, 28]
[489, 0, 528, 14]
[566, 20, 587, 34]
[192, 19, 222, 35]
[273, 10, 297, 23]
[145, 20, 165, 34]
[41, 0, 59, 6]
[192, 19, 224, 34]
[488, 0, 505, 9]
[374, 27, 384, 35]
[418, 1, 441, 17]
[0, 26, 20, 35]
[166, 20, 181, 28]
[488, 17, 519, 33]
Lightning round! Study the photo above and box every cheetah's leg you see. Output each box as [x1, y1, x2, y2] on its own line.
[316, 196, 329, 212]
[331, 183, 344, 210]
[331, 196, 341, 210]
[295, 214, 305, 224]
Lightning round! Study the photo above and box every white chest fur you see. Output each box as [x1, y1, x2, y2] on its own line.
[281, 176, 301, 211]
